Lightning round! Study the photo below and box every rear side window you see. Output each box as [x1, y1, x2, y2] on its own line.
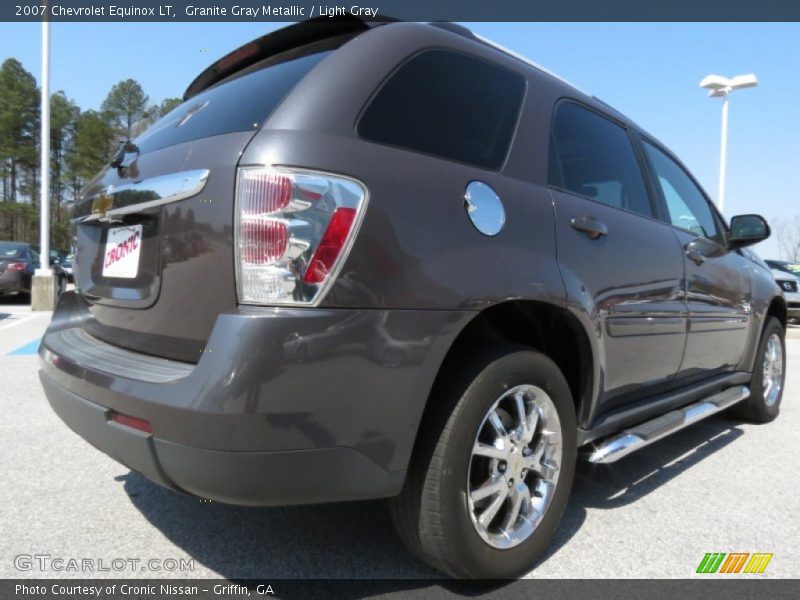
[358, 50, 525, 170]
[549, 102, 652, 218]
[134, 45, 334, 155]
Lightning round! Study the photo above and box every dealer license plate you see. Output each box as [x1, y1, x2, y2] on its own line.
[102, 224, 142, 279]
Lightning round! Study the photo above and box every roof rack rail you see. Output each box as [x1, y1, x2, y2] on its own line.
[430, 21, 590, 97]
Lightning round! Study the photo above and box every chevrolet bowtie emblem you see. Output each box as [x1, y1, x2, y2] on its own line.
[91, 191, 113, 217]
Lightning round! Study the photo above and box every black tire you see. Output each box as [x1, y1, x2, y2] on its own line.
[390, 345, 577, 579]
[734, 317, 785, 423]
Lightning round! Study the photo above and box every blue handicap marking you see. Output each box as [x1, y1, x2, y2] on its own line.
[8, 338, 42, 356]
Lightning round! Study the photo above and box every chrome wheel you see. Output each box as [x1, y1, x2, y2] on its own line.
[467, 384, 563, 549]
[762, 333, 783, 406]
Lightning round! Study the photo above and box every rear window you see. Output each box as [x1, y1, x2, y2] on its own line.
[0, 243, 25, 258]
[134, 43, 335, 155]
[358, 50, 525, 170]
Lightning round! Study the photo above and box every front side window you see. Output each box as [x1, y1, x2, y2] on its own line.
[642, 141, 720, 241]
[549, 102, 652, 218]
[358, 50, 525, 170]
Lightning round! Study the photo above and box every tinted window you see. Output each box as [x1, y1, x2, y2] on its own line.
[549, 102, 652, 217]
[643, 141, 720, 241]
[134, 46, 333, 155]
[549, 102, 653, 217]
[358, 50, 525, 169]
[0, 243, 24, 258]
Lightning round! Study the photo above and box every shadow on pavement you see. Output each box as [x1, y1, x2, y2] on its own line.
[0, 293, 31, 324]
[119, 412, 744, 587]
[1, 294, 31, 324]
[573, 414, 744, 510]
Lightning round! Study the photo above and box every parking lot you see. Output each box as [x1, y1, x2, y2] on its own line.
[1, 297, 798, 580]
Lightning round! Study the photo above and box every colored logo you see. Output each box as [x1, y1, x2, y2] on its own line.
[697, 552, 773, 574]
[91, 191, 113, 217]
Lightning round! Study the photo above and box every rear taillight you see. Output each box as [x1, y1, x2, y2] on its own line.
[303, 208, 357, 284]
[7, 262, 26, 272]
[235, 166, 367, 306]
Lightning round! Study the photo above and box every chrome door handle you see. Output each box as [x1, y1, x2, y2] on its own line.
[570, 215, 608, 240]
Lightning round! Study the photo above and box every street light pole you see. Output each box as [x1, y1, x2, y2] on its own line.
[32, 17, 54, 310]
[39, 19, 50, 273]
[700, 73, 758, 214]
[717, 94, 729, 213]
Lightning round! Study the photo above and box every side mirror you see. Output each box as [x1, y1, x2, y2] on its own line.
[728, 214, 770, 249]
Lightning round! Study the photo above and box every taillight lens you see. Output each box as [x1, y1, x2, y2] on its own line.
[235, 166, 367, 305]
[7, 262, 26, 272]
[303, 208, 357, 284]
[111, 412, 153, 434]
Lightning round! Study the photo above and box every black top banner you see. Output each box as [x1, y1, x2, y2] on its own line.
[3, 0, 800, 22]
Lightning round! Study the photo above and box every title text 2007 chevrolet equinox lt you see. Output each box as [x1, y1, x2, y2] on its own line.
[41, 19, 786, 578]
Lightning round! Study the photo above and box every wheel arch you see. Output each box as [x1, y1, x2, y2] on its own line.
[406, 299, 594, 472]
[766, 295, 787, 330]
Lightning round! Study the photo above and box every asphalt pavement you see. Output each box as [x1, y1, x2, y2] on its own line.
[1, 298, 798, 580]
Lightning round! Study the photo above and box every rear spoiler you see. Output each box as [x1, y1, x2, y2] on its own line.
[184, 17, 395, 100]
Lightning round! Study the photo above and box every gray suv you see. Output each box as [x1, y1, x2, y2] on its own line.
[40, 20, 786, 579]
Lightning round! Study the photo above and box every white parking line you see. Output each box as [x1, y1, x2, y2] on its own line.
[0, 313, 48, 332]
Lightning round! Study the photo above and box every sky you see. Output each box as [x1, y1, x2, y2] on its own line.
[0, 21, 798, 258]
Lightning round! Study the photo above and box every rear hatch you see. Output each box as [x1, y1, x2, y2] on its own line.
[0, 243, 25, 277]
[71, 26, 363, 363]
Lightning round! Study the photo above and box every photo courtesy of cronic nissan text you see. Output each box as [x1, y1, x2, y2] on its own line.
[0, 1, 798, 598]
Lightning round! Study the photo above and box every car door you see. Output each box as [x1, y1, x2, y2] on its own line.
[549, 101, 687, 411]
[639, 138, 751, 375]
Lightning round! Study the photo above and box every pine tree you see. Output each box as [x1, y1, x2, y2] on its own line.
[0, 58, 39, 203]
[101, 79, 149, 141]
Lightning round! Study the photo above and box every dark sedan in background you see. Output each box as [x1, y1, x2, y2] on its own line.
[0, 241, 67, 299]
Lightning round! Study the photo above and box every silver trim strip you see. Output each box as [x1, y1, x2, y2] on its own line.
[587, 385, 750, 464]
[74, 169, 210, 223]
[688, 315, 749, 332]
[606, 316, 686, 337]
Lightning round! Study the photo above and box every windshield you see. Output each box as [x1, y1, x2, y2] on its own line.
[782, 263, 800, 274]
[767, 260, 800, 275]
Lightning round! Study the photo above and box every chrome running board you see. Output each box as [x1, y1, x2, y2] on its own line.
[588, 385, 750, 464]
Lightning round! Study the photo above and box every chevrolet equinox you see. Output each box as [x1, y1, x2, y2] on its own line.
[40, 19, 786, 578]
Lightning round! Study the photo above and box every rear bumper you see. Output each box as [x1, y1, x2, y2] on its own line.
[0, 270, 26, 293]
[40, 292, 473, 505]
[41, 372, 403, 505]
